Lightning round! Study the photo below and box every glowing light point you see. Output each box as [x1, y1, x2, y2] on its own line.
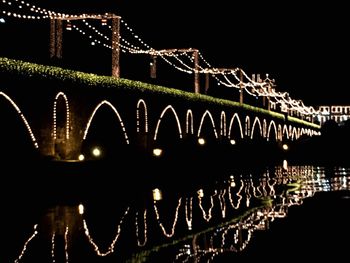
[230, 175, 236, 187]
[65, 21, 72, 31]
[78, 204, 84, 215]
[153, 148, 162, 157]
[282, 144, 289, 151]
[283, 159, 288, 170]
[230, 139, 236, 145]
[197, 189, 204, 198]
[152, 188, 162, 201]
[92, 147, 101, 157]
[101, 18, 107, 26]
[198, 138, 205, 145]
[78, 154, 85, 161]
[0, 18, 5, 23]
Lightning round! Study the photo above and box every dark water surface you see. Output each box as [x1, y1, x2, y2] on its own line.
[1, 162, 349, 262]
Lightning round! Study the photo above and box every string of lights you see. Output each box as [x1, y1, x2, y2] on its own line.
[0, 0, 320, 117]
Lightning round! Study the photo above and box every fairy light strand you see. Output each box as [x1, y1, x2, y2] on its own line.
[0, 92, 39, 148]
[185, 197, 193, 230]
[14, 224, 38, 263]
[135, 209, 147, 247]
[153, 198, 182, 238]
[0, 0, 321, 118]
[51, 232, 56, 263]
[83, 207, 129, 257]
[64, 226, 69, 263]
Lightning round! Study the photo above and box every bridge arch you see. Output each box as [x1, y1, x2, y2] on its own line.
[228, 113, 244, 140]
[153, 105, 183, 141]
[220, 111, 227, 137]
[53, 92, 70, 141]
[83, 100, 129, 144]
[245, 116, 250, 137]
[263, 119, 267, 138]
[0, 92, 38, 148]
[291, 127, 298, 141]
[197, 110, 218, 139]
[250, 116, 263, 140]
[186, 109, 194, 135]
[282, 124, 290, 140]
[136, 99, 148, 133]
[266, 120, 278, 142]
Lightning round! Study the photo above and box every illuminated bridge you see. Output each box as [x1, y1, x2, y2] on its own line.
[0, 57, 320, 161]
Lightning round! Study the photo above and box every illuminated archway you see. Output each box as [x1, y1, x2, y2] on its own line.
[228, 113, 244, 140]
[186, 109, 194, 135]
[220, 111, 226, 137]
[0, 92, 38, 148]
[136, 99, 148, 133]
[153, 105, 183, 140]
[53, 92, 70, 140]
[245, 116, 250, 137]
[83, 100, 129, 144]
[197, 110, 218, 139]
[266, 120, 278, 142]
[250, 116, 263, 140]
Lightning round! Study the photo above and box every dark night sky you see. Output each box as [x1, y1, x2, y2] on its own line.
[0, 0, 348, 106]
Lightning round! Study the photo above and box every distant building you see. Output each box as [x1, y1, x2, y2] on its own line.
[317, 105, 350, 125]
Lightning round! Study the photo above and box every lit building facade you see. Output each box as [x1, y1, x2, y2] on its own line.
[317, 105, 350, 125]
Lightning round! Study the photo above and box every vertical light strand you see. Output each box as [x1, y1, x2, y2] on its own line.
[218, 189, 226, 219]
[51, 232, 56, 263]
[64, 226, 69, 263]
[135, 209, 147, 247]
[185, 197, 193, 230]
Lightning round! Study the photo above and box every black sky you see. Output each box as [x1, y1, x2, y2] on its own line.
[1, 0, 348, 106]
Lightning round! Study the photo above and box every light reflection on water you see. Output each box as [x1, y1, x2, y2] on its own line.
[3, 164, 350, 262]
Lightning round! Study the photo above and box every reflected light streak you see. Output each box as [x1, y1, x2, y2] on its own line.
[154, 198, 182, 238]
[135, 209, 147, 247]
[64, 226, 69, 263]
[83, 207, 129, 256]
[14, 224, 38, 263]
[185, 197, 193, 230]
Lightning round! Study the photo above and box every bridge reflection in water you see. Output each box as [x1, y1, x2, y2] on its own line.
[2, 164, 350, 263]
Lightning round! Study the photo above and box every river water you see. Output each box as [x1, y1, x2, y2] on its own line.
[1, 161, 349, 262]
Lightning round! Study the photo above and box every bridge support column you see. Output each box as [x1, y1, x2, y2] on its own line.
[49, 19, 63, 59]
[111, 16, 120, 78]
[239, 69, 244, 104]
[194, 50, 200, 94]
